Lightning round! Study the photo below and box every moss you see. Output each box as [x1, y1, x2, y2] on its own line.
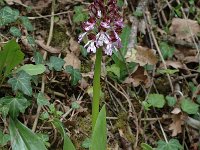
[52, 26, 68, 49]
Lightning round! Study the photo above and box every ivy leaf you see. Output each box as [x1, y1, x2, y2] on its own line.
[37, 92, 50, 106]
[0, 6, 19, 26]
[156, 139, 183, 150]
[181, 98, 199, 114]
[8, 71, 32, 96]
[0, 96, 29, 118]
[34, 52, 43, 64]
[147, 94, 165, 108]
[20, 16, 34, 31]
[65, 66, 82, 86]
[159, 42, 175, 59]
[19, 64, 46, 75]
[0, 130, 10, 146]
[9, 26, 22, 37]
[73, 6, 88, 23]
[48, 56, 65, 71]
[26, 35, 35, 46]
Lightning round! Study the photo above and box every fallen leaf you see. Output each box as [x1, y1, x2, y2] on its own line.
[64, 52, 81, 69]
[169, 114, 184, 136]
[169, 18, 200, 42]
[5, 0, 22, 5]
[165, 60, 184, 69]
[24, 0, 51, 10]
[69, 38, 80, 56]
[171, 108, 181, 114]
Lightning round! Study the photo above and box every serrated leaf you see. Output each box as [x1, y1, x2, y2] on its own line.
[106, 64, 120, 78]
[52, 118, 76, 150]
[0, 39, 24, 77]
[19, 64, 46, 75]
[9, 118, 47, 150]
[0, 96, 29, 118]
[0, 6, 19, 26]
[159, 42, 175, 59]
[73, 6, 88, 23]
[34, 51, 43, 64]
[181, 98, 199, 114]
[20, 16, 34, 31]
[156, 139, 183, 150]
[65, 65, 82, 86]
[0, 129, 10, 146]
[9, 26, 22, 37]
[166, 96, 177, 107]
[90, 105, 107, 150]
[8, 71, 32, 96]
[48, 56, 65, 71]
[37, 92, 50, 106]
[147, 94, 165, 108]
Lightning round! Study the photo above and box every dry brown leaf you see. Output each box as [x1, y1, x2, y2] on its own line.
[24, 0, 51, 10]
[169, 114, 184, 136]
[135, 46, 158, 66]
[64, 52, 81, 69]
[35, 40, 61, 54]
[5, 0, 22, 5]
[165, 60, 184, 69]
[169, 18, 200, 42]
[69, 38, 80, 56]
[171, 108, 181, 114]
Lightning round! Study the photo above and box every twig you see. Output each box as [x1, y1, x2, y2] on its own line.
[32, 0, 55, 132]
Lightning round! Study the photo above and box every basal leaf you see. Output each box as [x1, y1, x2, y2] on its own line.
[0, 6, 19, 26]
[0, 129, 10, 146]
[65, 66, 82, 86]
[0, 96, 29, 118]
[0, 39, 24, 77]
[8, 71, 32, 96]
[49, 56, 65, 71]
[9, 26, 22, 37]
[147, 94, 165, 108]
[52, 118, 76, 150]
[90, 105, 107, 150]
[106, 64, 120, 78]
[9, 118, 47, 150]
[181, 98, 199, 114]
[19, 64, 46, 75]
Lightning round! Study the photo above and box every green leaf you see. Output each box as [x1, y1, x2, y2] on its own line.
[82, 138, 91, 148]
[37, 133, 50, 148]
[19, 64, 46, 75]
[20, 16, 34, 31]
[9, 118, 47, 150]
[0, 39, 24, 77]
[106, 64, 120, 78]
[156, 139, 183, 150]
[0, 129, 10, 146]
[65, 66, 82, 86]
[71, 101, 80, 109]
[0, 6, 19, 26]
[48, 56, 65, 71]
[37, 92, 50, 106]
[34, 51, 43, 64]
[52, 118, 76, 150]
[73, 6, 88, 23]
[9, 26, 22, 37]
[26, 35, 35, 46]
[90, 105, 107, 150]
[181, 98, 199, 114]
[157, 69, 179, 75]
[0, 96, 29, 118]
[147, 94, 165, 108]
[166, 96, 177, 107]
[159, 42, 175, 59]
[141, 143, 153, 150]
[8, 71, 32, 96]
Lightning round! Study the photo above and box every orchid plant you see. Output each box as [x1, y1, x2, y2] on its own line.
[78, 0, 123, 131]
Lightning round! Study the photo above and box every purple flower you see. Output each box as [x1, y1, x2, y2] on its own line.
[78, 0, 123, 56]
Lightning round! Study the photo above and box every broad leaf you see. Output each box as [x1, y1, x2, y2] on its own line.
[181, 98, 199, 114]
[65, 66, 82, 86]
[0, 129, 10, 146]
[73, 6, 88, 23]
[0, 96, 29, 118]
[156, 139, 182, 150]
[0, 40, 24, 77]
[106, 64, 120, 78]
[37, 92, 50, 106]
[0, 6, 19, 26]
[20, 16, 34, 31]
[34, 51, 43, 64]
[19, 64, 46, 75]
[166, 96, 176, 107]
[8, 71, 32, 96]
[90, 105, 107, 150]
[159, 42, 175, 59]
[147, 94, 165, 108]
[9, 26, 22, 37]
[52, 118, 76, 150]
[48, 56, 65, 71]
[9, 118, 47, 150]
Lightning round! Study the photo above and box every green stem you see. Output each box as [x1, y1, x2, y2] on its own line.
[92, 48, 102, 130]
